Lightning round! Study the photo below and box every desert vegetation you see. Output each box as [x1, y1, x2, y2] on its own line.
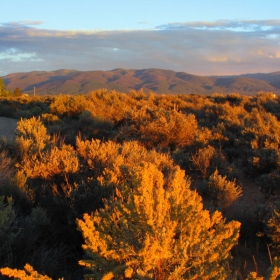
[0, 89, 280, 279]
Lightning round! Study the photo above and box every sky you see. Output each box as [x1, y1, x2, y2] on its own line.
[1, 0, 280, 76]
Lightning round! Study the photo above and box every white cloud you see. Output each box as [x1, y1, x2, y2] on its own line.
[0, 20, 280, 76]
[0, 48, 43, 62]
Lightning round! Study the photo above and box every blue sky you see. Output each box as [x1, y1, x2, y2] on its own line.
[1, 0, 280, 76]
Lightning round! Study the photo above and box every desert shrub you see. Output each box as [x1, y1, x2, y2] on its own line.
[141, 111, 198, 149]
[15, 118, 80, 213]
[71, 179, 113, 217]
[120, 109, 198, 149]
[3, 91, 280, 278]
[267, 207, 280, 255]
[226, 93, 243, 106]
[227, 202, 270, 250]
[76, 138, 174, 182]
[87, 89, 133, 122]
[79, 112, 115, 140]
[257, 171, 280, 199]
[246, 257, 280, 279]
[50, 94, 87, 117]
[249, 148, 280, 176]
[77, 163, 240, 279]
[172, 147, 191, 171]
[21, 144, 79, 181]
[0, 151, 14, 187]
[0, 196, 19, 266]
[75, 138, 175, 215]
[41, 113, 60, 124]
[16, 116, 50, 158]
[14, 109, 33, 119]
[0, 147, 33, 213]
[0, 263, 52, 280]
[16, 140, 80, 220]
[256, 92, 278, 106]
[204, 169, 242, 209]
[243, 109, 280, 149]
[0, 104, 15, 118]
[190, 145, 215, 178]
[195, 127, 214, 147]
[221, 162, 243, 181]
[29, 105, 43, 117]
[6, 207, 83, 279]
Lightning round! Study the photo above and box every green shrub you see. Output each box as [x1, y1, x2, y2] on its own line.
[0, 196, 19, 266]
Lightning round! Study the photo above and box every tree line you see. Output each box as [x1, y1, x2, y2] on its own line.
[0, 78, 22, 97]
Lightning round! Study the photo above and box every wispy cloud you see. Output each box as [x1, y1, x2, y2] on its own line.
[158, 20, 280, 29]
[18, 20, 44, 26]
[0, 20, 280, 76]
[137, 21, 150, 25]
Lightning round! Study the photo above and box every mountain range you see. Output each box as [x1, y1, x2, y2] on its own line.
[2, 68, 280, 96]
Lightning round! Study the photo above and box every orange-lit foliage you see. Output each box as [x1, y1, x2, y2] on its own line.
[243, 108, 280, 149]
[77, 163, 240, 279]
[16, 117, 78, 179]
[120, 108, 198, 149]
[76, 137, 174, 185]
[0, 263, 51, 280]
[16, 116, 50, 158]
[191, 145, 215, 178]
[267, 209, 280, 254]
[140, 110, 198, 149]
[246, 257, 280, 280]
[87, 89, 133, 122]
[206, 169, 242, 209]
[22, 144, 79, 180]
[50, 94, 87, 117]
[3, 91, 280, 278]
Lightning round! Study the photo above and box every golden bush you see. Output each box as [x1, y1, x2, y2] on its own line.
[16, 117, 50, 158]
[191, 145, 215, 178]
[77, 163, 240, 279]
[206, 169, 242, 209]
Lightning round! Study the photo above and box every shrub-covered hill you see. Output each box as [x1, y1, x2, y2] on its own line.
[2, 68, 280, 96]
[1, 90, 280, 279]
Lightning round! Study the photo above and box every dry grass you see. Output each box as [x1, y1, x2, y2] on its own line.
[0, 151, 14, 186]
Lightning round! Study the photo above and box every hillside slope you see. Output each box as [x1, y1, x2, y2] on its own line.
[2, 68, 280, 95]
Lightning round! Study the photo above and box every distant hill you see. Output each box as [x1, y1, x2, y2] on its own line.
[2, 68, 280, 96]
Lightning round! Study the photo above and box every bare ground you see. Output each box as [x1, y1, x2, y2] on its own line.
[0, 117, 18, 140]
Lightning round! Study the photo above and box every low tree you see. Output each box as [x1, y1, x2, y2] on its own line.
[77, 163, 240, 279]
[13, 87, 22, 97]
[0, 78, 7, 96]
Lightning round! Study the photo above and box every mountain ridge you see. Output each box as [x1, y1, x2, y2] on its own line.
[2, 68, 280, 96]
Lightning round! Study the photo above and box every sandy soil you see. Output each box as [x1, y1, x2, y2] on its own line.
[0, 117, 18, 140]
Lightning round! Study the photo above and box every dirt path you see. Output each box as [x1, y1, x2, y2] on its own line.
[0, 117, 18, 140]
